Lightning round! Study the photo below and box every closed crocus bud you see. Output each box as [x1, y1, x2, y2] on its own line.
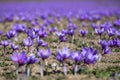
[67, 29, 74, 36]
[56, 31, 67, 42]
[1, 40, 10, 47]
[23, 37, 33, 47]
[79, 29, 88, 37]
[103, 47, 111, 55]
[99, 39, 108, 49]
[37, 49, 51, 60]
[107, 28, 115, 37]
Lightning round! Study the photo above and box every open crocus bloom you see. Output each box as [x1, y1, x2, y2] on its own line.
[23, 37, 33, 47]
[81, 47, 99, 64]
[11, 51, 27, 66]
[37, 49, 51, 60]
[71, 51, 83, 63]
[56, 47, 72, 62]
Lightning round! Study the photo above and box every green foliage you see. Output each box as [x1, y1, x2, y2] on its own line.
[2, 72, 16, 80]
[0, 61, 9, 67]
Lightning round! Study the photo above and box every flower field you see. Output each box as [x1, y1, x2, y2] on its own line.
[0, 1, 120, 80]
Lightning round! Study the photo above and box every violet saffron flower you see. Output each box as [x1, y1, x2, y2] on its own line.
[37, 49, 51, 60]
[23, 37, 34, 54]
[37, 29, 47, 38]
[71, 51, 83, 75]
[36, 37, 48, 47]
[11, 51, 27, 67]
[103, 47, 111, 55]
[11, 51, 27, 76]
[83, 48, 99, 65]
[95, 28, 104, 38]
[56, 31, 67, 42]
[79, 29, 88, 37]
[1, 40, 10, 47]
[27, 54, 38, 64]
[23, 37, 33, 47]
[107, 28, 115, 38]
[27, 29, 37, 39]
[1, 40, 10, 55]
[11, 43, 19, 52]
[99, 39, 108, 49]
[26, 54, 38, 77]
[37, 49, 51, 77]
[6, 29, 17, 39]
[56, 47, 72, 75]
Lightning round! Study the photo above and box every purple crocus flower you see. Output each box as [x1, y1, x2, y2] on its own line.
[116, 29, 120, 37]
[37, 49, 51, 60]
[71, 51, 83, 63]
[25, 54, 38, 77]
[49, 27, 57, 33]
[71, 51, 83, 75]
[83, 47, 99, 64]
[11, 51, 27, 76]
[27, 54, 38, 64]
[37, 29, 47, 38]
[1, 40, 10, 47]
[6, 29, 17, 39]
[67, 29, 74, 36]
[23, 37, 33, 47]
[37, 49, 51, 77]
[13, 24, 26, 32]
[103, 47, 111, 55]
[95, 28, 104, 38]
[99, 39, 108, 49]
[91, 23, 98, 30]
[56, 47, 71, 62]
[23, 37, 34, 54]
[108, 40, 115, 47]
[0, 30, 3, 35]
[56, 31, 67, 43]
[27, 29, 37, 39]
[56, 47, 72, 75]
[11, 43, 19, 51]
[79, 29, 88, 37]
[107, 28, 115, 37]
[0, 40, 10, 55]
[36, 37, 48, 47]
[11, 51, 27, 67]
